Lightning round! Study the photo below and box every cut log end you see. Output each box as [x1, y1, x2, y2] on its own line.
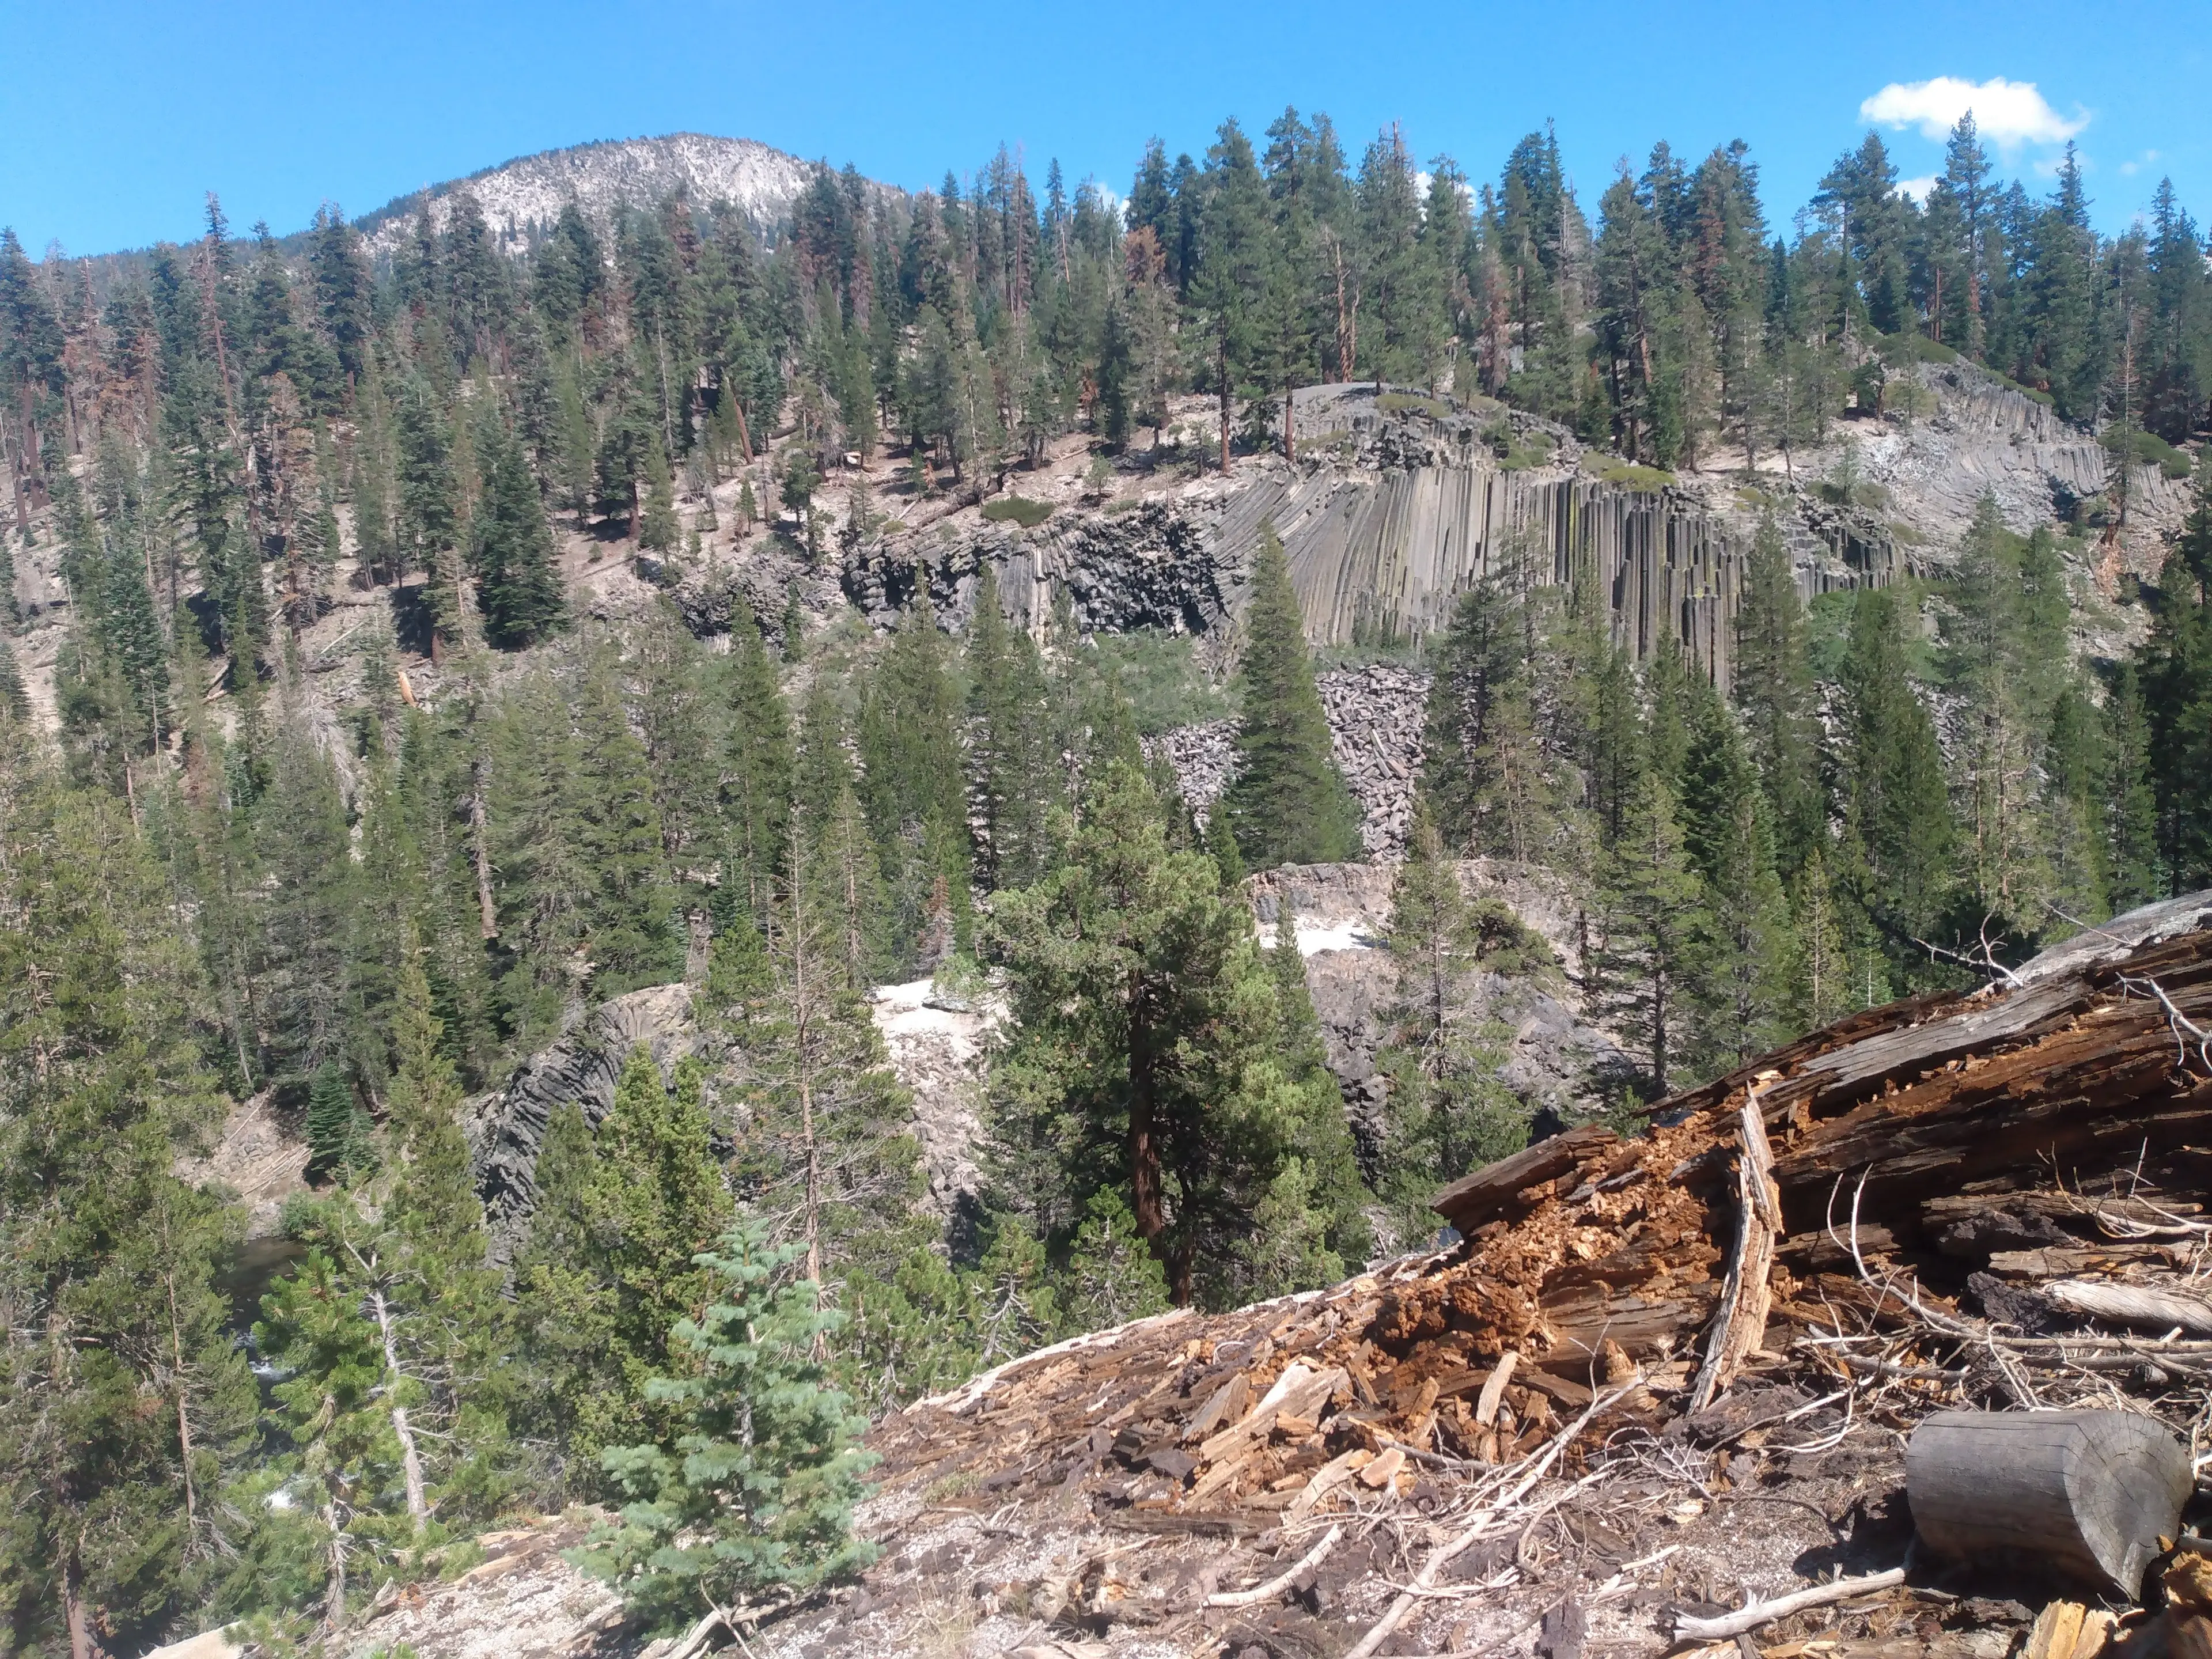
[1906, 1409, 2192, 1597]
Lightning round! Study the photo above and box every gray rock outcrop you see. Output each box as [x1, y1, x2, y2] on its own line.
[842, 384, 1901, 687]
[1145, 661, 1429, 857]
[1248, 859, 1634, 1180]
[468, 982, 703, 1252]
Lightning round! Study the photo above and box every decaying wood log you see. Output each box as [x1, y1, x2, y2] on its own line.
[1906, 1409, 2192, 1595]
[862, 892, 2212, 1562]
[2046, 1278, 2212, 1336]
[1431, 1123, 1616, 1236]
[1688, 1084, 1782, 1412]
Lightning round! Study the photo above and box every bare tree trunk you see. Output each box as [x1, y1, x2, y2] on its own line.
[469, 760, 498, 939]
[4, 414, 26, 536]
[321, 1491, 347, 1630]
[164, 1266, 198, 1529]
[1126, 981, 1177, 1299]
[368, 1285, 429, 1533]
[63, 1541, 97, 1659]
[1217, 328, 1232, 476]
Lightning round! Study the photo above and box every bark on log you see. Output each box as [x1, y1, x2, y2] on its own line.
[1906, 1409, 2191, 1596]
[1432, 1124, 1617, 1236]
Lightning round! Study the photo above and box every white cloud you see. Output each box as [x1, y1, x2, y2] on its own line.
[1859, 76, 2087, 149]
[1896, 175, 1938, 203]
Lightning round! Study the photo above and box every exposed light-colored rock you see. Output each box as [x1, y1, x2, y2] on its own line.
[869, 978, 998, 1218]
[175, 1091, 310, 1241]
[341, 1517, 625, 1659]
[355, 134, 865, 259]
[138, 1626, 242, 1659]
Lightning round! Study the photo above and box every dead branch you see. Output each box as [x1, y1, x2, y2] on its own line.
[1672, 1565, 1907, 1641]
[2046, 1279, 2212, 1337]
[1206, 1523, 1343, 1608]
[1341, 1373, 1646, 1659]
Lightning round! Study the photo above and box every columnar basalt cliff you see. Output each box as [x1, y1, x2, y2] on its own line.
[844, 385, 1902, 685]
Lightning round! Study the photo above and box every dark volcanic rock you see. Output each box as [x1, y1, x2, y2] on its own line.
[467, 982, 702, 1254]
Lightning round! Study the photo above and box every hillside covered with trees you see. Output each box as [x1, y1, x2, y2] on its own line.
[2, 107, 2212, 1654]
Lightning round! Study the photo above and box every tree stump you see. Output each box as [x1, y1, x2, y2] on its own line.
[1906, 1409, 2191, 1596]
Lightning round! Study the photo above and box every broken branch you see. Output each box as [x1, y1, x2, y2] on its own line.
[1672, 1566, 1907, 1642]
[1205, 1523, 1343, 1608]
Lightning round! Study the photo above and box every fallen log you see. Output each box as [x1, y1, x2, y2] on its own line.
[1905, 1409, 2192, 1596]
[1688, 1084, 1782, 1412]
[2046, 1278, 2212, 1336]
[1431, 1123, 1616, 1236]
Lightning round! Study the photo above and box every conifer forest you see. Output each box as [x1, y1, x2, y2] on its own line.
[5, 104, 2212, 1656]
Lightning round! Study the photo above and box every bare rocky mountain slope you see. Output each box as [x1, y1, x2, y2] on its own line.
[351, 133, 893, 259]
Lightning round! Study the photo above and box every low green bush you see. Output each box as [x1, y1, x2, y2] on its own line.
[1377, 391, 1450, 420]
[1877, 331, 1959, 366]
[1582, 455, 1673, 491]
[2103, 425, 2194, 481]
[980, 495, 1055, 528]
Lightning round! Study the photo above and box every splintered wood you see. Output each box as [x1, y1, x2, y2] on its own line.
[868, 892, 2212, 1541]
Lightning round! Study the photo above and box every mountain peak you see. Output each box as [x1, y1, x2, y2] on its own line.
[352, 132, 834, 254]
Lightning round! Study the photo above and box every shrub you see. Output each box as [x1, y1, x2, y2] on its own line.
[2104, 425, 2194, 481]
[580, 1223, 877, 1630]
[1377, 391, 1450, 421]
[1877, 331, 1959, 367]
[1582, 454, 1674, 492]
[979, 495, 1055, 528]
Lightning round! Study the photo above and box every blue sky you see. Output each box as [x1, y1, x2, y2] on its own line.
[2, 0, 2202, 257]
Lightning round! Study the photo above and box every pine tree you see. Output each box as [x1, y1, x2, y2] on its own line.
[258, 947, 513, 1603]
[1419, 569, 1554, 861]
[253, 718, 357, 1104]
[963, 566, 1056, 892]
[638, 435, 680, 554]
[1731, 511, 1821, 872]
[796, 688, 893, 988]
[726, 804, 929, 1303]
[1835, 584, 1957, 970]
[305, 1058, 375, 1182]
[986, 762, 1353, 1304]
[857, 593, 969, 972]
[582, 1222, 877, 1630]
[513, 1050, 733, 1490]
[1056, 1188, 1172, 1334]
[0, 765, 256, 1653]
[719, 600, 796, 929]
[471, 415, 566, 649]
[1376, 808, 1527, 1239]
[572, 642, 683, 997]
[1589, 766, 1707, 1097]
[2104, 662, 2160, 910]
[1190, 119, 1275, 472]
[393, 377, 463, 650]
[1219, 524, 1361, 868]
